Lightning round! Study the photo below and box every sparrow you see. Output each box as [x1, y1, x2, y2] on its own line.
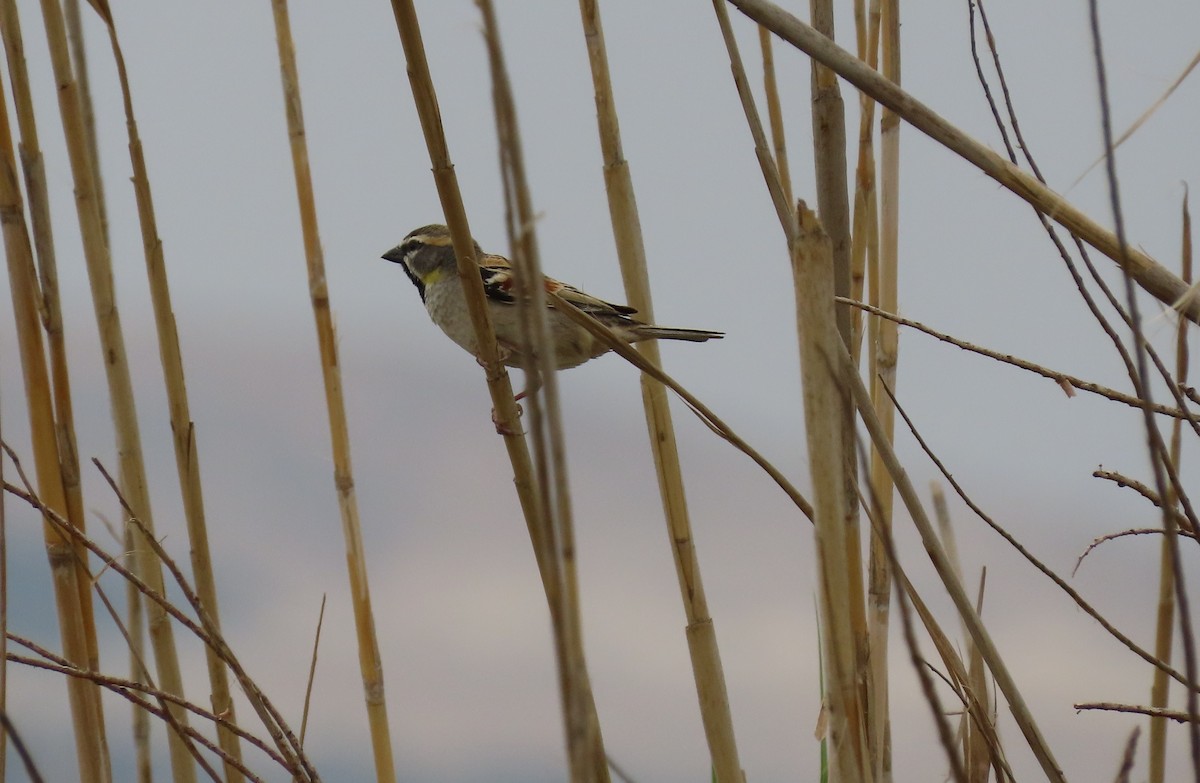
[382, 224, 722, 397]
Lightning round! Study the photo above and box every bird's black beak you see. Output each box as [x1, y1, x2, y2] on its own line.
[381, 246, 405, 264]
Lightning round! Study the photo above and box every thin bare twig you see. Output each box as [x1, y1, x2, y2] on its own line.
[839, 297, 1200, 426]
[883, 390, 1200, 694]
[1078, 703, 1200, 724]
[1076, 528, 1200, 576]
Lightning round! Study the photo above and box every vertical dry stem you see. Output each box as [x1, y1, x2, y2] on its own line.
[793, 202, 872, 783]
[0, 0, 97, 679]
[865, 1, 900, 780]
[758, 27, 792, 208]
[579, 2, 742, 780]
[34, 0, 195, 778]
[74, 0, 246, 775]
[1149, 194, 1192, 783]
[269, 3, 396, 781]
[0, 45, 108, 783]
[477, 3, 607, 779]
[390, 2, 614, 779]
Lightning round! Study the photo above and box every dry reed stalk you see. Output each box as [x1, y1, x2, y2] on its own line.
[0, 0, 99, 683]
[388, 2, 614, 779]
[728, 0, 1200, 324]
[758, 26, 792, 208]
[125, 524, 152, 783]
[842, 363, 1066, 782]
[793, 202, 871, 783]
[805, 18, 874, 772]
[268, 3, 396, 781]
[77, 2, 248, 776]
[578, 3, 742, 779]
[35, 0, 196, 778]
[712, 1, 794, 239]
[0, 67, 109, 783]
[63, 0, 107, 247]
[865, 1, 900, 780]
[849, 0, 880, 360]
[477, 3, 607, 778]
[931, 487, 995, 782]
[1149, 194, 1192, 783]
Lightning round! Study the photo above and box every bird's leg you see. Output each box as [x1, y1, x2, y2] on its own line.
[515, 368, 542, 402]
[476, 340, 526, 435]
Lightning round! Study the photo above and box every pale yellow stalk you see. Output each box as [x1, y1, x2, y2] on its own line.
[579, 2, 742, 780]
[793, 203, 872, 783]
[35, 0, 196, 777]
[0, 54, 109, 783]
[269, 3, 396, 781]
[1149, 193, 1191, 783]
[866, 2, 900, 780]
[478, 2, 607, 778]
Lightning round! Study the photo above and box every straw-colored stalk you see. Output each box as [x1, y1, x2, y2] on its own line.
[36, 0, 196, 778]
[712, 1, 794, 240]
[64, 0, 107, 248]
[807, 5, 878, 776]
[1149, 195, 1191, 783]
[758, 26, 792, 209]
[268, 3, 396, 781]
[866, 1, 900, 780]
[79, 0, 245, 775]
[0, 67, 109, 783]
[849, 0, 880, 361]
[389, 2, 614, 779]
[578, 2, 742, 780]
[793, 202, 871, 783]
[931, 486, 995, 782]
[0, 0, 97, 675]
[125, 524, 152, 783]
[477, 3, 607, 779]
[728, 0, 1200, 324]
[839, 350, 1066, 783]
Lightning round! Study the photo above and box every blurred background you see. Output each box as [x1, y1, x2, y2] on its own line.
[0, 0, 1198, 780]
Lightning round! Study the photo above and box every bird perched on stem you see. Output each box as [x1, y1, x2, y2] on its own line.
[382, 224, 723, 399]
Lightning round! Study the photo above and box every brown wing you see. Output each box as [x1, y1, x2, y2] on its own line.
[478, 255, 638, 319]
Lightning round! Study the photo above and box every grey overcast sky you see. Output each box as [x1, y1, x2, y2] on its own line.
[1, 1, 1198, 780]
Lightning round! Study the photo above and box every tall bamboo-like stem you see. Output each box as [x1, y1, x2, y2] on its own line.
[268, 3, 396, 781]
[0, 0, 97, 676]
[865, 1, 900, 780]
[125, 524, 152, 783]
[0, 51, 109, 783]
[80, 0, 245, 776]
[578, 3, 742, 780]
[793, 202, 872, 783]
[1149, 195, 1191, 783]
[34, 0, 196, 779]
[806, 4, 874, 774]
[63, 0, 107, 248]
[758, 27, 792, 209]
[728, 0, 1200, 324]
[849, 0, 880, 360]
[388, 2, 611, 779]
[477, 3, 607, 780]
[712, 1, 794, 240]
